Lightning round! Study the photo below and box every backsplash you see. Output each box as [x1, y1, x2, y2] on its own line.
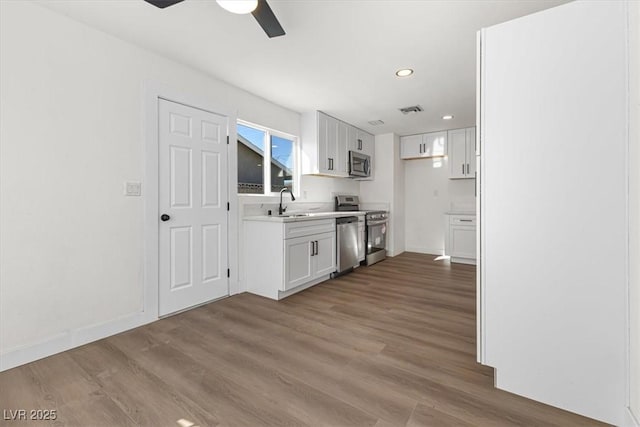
[241, 199, 335, 217]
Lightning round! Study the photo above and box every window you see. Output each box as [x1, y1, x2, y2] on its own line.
[237, 122, 296, 195]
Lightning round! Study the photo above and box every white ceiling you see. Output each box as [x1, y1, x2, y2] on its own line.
[39, 0, 568, 136]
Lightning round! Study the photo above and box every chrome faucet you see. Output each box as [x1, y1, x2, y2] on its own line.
[279, 188, 295, 215]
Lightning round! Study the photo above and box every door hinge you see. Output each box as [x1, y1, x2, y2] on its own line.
[227, 268, 230, 278]
[226, 135, 229, 144]
[227, 202, 230, 211]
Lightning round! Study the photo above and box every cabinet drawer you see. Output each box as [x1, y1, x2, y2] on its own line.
[284, 219, 336, 239]
[449, 216, 476, 226]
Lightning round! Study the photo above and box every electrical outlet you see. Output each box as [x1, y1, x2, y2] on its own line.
[124, 181, 142, 196]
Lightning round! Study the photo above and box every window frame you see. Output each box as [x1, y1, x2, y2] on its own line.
[236, 119, 299, 198]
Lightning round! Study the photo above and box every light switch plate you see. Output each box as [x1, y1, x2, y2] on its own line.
[124, 181, 142, 196]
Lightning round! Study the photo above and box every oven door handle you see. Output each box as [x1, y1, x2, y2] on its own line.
[367, 219, 388, 226]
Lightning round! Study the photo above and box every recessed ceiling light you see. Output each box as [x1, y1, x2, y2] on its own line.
[395, 68, 414, 77]
[216, 0, 258, 14]
[442, 115, 454, 120]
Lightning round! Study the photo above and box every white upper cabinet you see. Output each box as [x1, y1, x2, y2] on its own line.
[302, 111, 346, 176]
[448, 127, 475, 179]
[400, 131, 447, 159]
[301, 111, 373, 178]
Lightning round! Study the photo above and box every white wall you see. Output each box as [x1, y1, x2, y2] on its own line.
[392, 137, 406, 255]
[0, 1, 308, 368]
[360, 133, 404, 256]
[404, 155, 475, 255]
[300, 175, 359, 202]
[630, 0, 640, 422]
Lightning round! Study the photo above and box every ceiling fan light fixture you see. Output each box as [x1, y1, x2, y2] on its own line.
[216, 0, 258, 14]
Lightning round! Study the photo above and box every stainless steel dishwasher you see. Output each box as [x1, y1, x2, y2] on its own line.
[332, 216, 359, 277]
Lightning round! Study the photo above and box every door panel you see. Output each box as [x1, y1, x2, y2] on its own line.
[314, 232, 337, 277]
[159, 99, 229, 316]
[466, 127, 477, 177]
[170, 226, 192, 289]
[284, 236, 313, 290]
[170, 146, 192, 207]
[201, 151, 220, 208]
[317, 112, 329, 174]
[448, 129, 467, 178]
[400, 134, 422, 159]
[450, 225, 476, 259]
[202, 224, 220, 282]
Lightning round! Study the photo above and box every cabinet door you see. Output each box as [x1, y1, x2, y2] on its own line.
[466, 127, 477, 177]
[335, 121, 348, 177]
[449, 225, 476, 259]
[423, 131, 447, 157]
[400, 134, 423, 159]
[312, 232, 337, 277]
[326, 115, 339, 174]
[317, 113, 330, 174]
[360, 130, 374, 158]
[448, 129, 467, 178]
[284, 236, 314, 291]
[346, 125, 357, 152]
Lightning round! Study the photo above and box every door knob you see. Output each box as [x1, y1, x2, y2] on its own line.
[160, 214, 171, 222]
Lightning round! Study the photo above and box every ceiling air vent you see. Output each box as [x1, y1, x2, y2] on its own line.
[368, 120, 385, 126]
[399, 105, 424, 115]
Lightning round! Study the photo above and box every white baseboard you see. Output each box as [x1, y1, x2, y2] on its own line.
[404, 246, 444, 256]
[0, 311, 155, 372]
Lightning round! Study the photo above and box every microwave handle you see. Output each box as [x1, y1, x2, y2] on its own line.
[365, 158, 371, 176]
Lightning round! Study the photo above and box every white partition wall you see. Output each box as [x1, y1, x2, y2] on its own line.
[478, 1, 630, 424]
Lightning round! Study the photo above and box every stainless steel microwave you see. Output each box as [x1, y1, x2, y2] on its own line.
[348, 151, 371, 178]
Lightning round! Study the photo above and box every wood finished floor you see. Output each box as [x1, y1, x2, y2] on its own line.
[0, 252, 606, 427]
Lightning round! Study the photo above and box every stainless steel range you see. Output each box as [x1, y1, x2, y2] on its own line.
[335, 195, 388, 266]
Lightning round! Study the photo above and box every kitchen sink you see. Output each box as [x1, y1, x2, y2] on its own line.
[279, 213, 314, 218]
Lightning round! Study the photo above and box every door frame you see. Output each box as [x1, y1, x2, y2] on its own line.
[143, 81, 238, 321]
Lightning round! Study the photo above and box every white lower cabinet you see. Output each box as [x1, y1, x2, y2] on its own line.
[284, 231, 336, 291]
[245, 218, 336, 300]
[445, 214, 476, 264]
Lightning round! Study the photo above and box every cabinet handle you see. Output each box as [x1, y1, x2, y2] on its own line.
[461, 164, 465, 174]
[310, 241, 315, 256]
[314, 240, 319, 255]
[419, 143, 423, 154]
[466, 163, 470, 174]
[460, 219, 473, 222]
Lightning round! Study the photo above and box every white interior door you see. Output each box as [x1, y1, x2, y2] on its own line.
[158, 99, 229, 316]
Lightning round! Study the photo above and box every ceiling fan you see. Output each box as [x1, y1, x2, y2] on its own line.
[143, 0, 285, 38]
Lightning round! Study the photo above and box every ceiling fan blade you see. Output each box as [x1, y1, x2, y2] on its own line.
[251, 0, 285, 38]
[143, 0, 185, 9]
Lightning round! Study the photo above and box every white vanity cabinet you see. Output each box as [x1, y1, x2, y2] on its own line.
[445, 213, 476, 264]
[244, 218, 336, 300]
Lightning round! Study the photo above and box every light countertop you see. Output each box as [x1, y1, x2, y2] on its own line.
[244, 211, 366, 223]
[446, 211, 476, 216]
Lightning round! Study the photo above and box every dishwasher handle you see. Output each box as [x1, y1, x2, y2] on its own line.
[336, 216, 358, 224]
